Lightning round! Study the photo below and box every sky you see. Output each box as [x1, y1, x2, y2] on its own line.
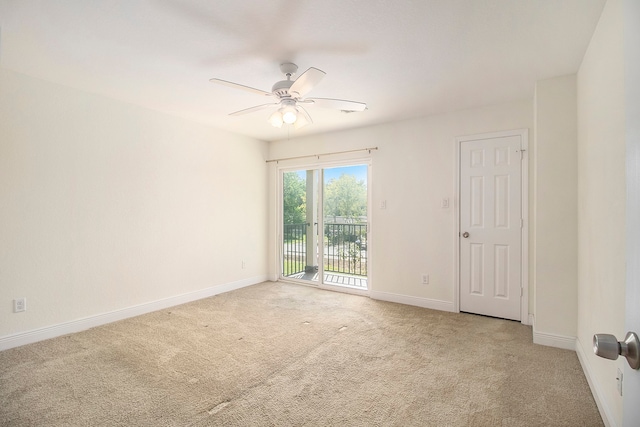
[324, 165, 367, 183]
[295, 165, 367, 184]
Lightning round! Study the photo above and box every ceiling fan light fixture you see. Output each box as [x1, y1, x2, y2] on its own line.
[269, 110, 283, 128]
[294, 111, 310, 129]
[281, 105, 298, 124]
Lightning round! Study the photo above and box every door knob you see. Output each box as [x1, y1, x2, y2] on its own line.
[593, 332, 640, 369]
[462, 232, 470, 238]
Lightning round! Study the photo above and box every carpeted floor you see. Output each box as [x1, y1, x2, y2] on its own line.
[0, 281, 603, 426]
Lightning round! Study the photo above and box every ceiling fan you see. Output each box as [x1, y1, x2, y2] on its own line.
[209, 63, 367, 129]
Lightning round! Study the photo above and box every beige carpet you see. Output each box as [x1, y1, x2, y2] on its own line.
[0, 282, 602, 426]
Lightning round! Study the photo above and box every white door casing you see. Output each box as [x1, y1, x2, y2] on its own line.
[458, 131, 527, 321]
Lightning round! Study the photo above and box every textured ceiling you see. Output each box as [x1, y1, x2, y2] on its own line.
[0, 0, 606, 142]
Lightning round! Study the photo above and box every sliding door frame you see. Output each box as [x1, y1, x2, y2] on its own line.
[276, 156, 372, 296]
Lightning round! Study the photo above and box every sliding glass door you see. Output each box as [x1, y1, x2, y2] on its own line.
[281, 164, 368, 290]
[282, 169, 320, 283]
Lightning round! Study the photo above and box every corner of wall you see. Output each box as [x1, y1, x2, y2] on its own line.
[530, 313, 577, 350]
[532, 74, 578, 339]
[576, 337, 618, 427]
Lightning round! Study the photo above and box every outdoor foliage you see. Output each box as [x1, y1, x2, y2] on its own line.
[284, 171, 367, 225]
[283, 172, 306, 224]
[324, 173, 367, 221]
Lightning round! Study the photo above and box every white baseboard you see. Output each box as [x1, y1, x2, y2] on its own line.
[369, 290, 455, 312]
[0, 275, 268, 351]
[505, 315, 612, 426]
[528, 315, 576, 350]
[532, 329, 576, 350]
[576, 338, 616, 427]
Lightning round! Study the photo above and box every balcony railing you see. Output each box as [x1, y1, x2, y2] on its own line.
[282, 223, 308, 277]
[283, 222, 367, 278]
[324, 223, 367, 276]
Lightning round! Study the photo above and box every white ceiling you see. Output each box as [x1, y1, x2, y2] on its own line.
[0, 0, 606, 142]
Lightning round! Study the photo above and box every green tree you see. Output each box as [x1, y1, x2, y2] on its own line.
[324, 173, 366, 222]
[283, 172, 306, 224]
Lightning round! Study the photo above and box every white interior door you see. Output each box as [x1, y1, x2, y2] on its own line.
[459, 134, 524, 321]
[624, 0, 640, 418]
[624, 140, 640, 423]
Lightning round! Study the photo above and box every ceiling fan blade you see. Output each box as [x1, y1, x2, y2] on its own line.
[294, 106, 313, 129]
[289, 67, 326, 98]
[229, 103, 278, 116]
[210, 78, 272, 97]
[307, 97, 367, 112]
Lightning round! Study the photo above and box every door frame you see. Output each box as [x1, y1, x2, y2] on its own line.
[453, 129, 529, 325]
[276, 156, 372, 297]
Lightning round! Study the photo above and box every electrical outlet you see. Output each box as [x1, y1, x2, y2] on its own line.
[616, 368, 623, 396]
[441, 198, 450, 208]
[13, 298, 26, 313]
[422, 274, 429, 284]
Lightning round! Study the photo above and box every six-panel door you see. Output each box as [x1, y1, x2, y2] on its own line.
[460, 135, 522, 320]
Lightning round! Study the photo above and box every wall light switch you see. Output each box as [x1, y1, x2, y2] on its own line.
[13, 298, 26, 313]
[441, 198, 450, 208]
[380, 200, 387, 209]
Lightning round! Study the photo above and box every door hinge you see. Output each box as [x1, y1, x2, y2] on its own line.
[521, 218, 524, 229]
[521, 287, 523, 297]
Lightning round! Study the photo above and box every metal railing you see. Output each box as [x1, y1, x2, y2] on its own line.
[283, 223, 307, 276]
[324, 223, 367, 276]
[282, 222, 368, 277]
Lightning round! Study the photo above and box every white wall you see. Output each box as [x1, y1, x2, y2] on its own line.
[0, 68, 269, 342]
[576, 0, 626, 424]
[269, 101, 532, 309]
[533, 75, 578, 342]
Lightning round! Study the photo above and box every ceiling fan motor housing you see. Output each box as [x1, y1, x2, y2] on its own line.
[271, 80, 294, 98]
